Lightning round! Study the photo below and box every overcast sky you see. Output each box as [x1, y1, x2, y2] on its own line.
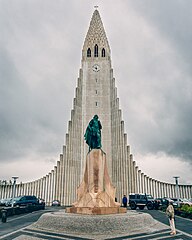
[0, 0, 192, 185]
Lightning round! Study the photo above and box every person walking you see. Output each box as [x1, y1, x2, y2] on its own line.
[122, 195, 128, 208]
[166, 201, 176, 235]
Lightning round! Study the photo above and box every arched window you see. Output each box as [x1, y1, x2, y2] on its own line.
[102, 48, 105, 57]
[87, 48, 91, 57]
[94, 44, 98, 57]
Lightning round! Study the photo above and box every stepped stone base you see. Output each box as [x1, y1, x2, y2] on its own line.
[66, 206, 126, 215]
[30, 210, 169, 239]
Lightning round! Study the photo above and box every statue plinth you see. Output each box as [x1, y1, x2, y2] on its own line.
[66, 149, 126, 214]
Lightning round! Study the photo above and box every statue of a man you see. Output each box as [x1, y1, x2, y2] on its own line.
[84, 115, 102, 151]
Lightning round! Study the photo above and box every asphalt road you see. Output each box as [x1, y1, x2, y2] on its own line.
[139, 209, 192, 236]
[0, 207, 62, 238]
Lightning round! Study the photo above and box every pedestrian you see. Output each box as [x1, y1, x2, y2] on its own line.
[122, 195, 127, 208]
[166, 201, 176, 235]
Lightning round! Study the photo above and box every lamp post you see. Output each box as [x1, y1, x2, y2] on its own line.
[173, 176, 180, 207]
[11, 176, 18, 207]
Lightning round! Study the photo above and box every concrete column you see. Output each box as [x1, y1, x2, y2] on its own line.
[34, 180, 37, 197]
[55, 161, 60, 201]
[138, 170, 141, 193]
[167, 184, 171, 198]
[170, 184, 173, 197]
[53, 166, 57, 201]
[132, 160, 136, 193]
[184, 186, 188, 198]
[143, 175, 147, 193]
[157, 181, 160, 198]
[50, 170, 54, 204]
[187, 186, 191, 199]
[130, 154, 134, 193]
[45, 174, 49, 204]
[152, 179, 156, 198]
[135, 166, 139, 193]
[163, 182, 167, 197]
[117, 110, 121, 201]
[18, 183, 21, 196]
[146, 176, 150, 194]
[124, 133, 129, 196]
[47, 172, 51, 206]
[59, 154, 63, 202]
[63, 134, 69, 205]
[179, 185, 183, 198]
[127, 146, 131, 195]
[42, 177, 46, 200]
[149, 178, 152, 195]
[141, 173, 144, 193]
[60, 147, 66, 206]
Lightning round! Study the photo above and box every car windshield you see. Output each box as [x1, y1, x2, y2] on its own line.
[13, 197, 21, 201]
[146, 195, 153, 199]
[182, 198, 190, 202]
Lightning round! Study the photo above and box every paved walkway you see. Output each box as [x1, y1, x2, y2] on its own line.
[1, 227, 191, 240]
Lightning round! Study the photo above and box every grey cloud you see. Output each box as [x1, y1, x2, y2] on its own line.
[0, 0, 192, 183]
[130, 0, 192, 73]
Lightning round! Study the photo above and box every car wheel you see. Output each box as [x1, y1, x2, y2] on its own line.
[154, 205, 159, 210]
[138, 205, 145, 210]
[147, 202, 154, 210]
[130, 202, 137, 210]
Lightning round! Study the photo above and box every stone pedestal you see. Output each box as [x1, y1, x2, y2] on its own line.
[66, 149, 126, 214]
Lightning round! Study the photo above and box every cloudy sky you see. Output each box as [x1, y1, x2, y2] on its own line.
[0, 0, 192, 185]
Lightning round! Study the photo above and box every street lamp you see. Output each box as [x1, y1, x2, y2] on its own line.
[11, 176, 18, 207]
[173, 176, 180, 207]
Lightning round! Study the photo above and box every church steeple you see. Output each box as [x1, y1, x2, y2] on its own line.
[82, 10, 110, 60]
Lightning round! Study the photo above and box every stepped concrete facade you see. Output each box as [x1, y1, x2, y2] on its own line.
[0, 10, 192, 205]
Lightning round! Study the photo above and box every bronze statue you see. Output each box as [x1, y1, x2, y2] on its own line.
[84, 115, 102, 151]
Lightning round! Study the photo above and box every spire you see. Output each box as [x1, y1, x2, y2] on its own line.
[82, 9, 110, 58]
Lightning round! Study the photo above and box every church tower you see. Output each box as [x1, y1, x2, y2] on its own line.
[1, 9, 191, 206]
[58, 9, 134, 205]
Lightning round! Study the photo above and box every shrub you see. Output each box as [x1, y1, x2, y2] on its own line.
[181, 204, 192, 214]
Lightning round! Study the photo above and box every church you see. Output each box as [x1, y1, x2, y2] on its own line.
[0, 9, 191, 205]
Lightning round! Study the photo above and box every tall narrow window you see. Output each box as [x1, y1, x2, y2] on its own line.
[102, 48, 105, 57]
[94, 44, 98, 57]
[87, 48, 91, 57]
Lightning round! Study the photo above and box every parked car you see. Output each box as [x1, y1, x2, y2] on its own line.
[171, 198, 192, 207]
[0, 198, 12, 206]
[129, 193, 155, 210]
[9, 195, 39, 207]
[154, 197, 177, 209]
[52, 200, 60, 206]
[38, 198, 45, 209]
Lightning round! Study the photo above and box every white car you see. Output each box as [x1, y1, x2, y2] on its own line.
[0, 198, 12, 206]
[171, 198, 192, 206]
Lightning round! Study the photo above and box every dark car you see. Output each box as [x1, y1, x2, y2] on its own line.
[154, 197, 178, 209]
[10, 195, 39, 207]
[154, 198, 170, 209]
[38, 198, 45, 209]
[52, 200, 60, 206]
[129, 193, 155, 210]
